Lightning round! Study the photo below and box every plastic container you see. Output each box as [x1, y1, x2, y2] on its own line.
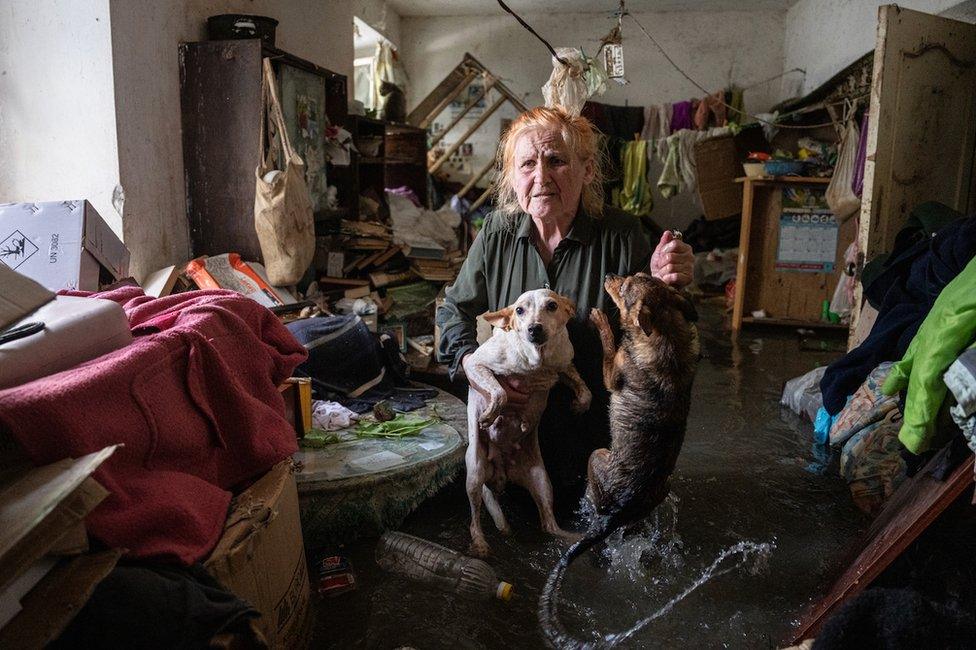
[764, 160, 805, 176]
[376, 531, 513, 602]
[207, 14, 278, 46]
[742, 162, 765, 178]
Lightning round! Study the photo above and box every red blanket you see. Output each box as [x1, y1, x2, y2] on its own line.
[0, 288, 306, 564]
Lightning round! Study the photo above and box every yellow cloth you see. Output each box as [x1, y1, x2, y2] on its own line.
[614, 140, 653, 216]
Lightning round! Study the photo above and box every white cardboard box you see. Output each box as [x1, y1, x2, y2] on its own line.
[0, 200, 130, 291]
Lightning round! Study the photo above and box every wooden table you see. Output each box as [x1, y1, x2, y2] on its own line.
[293, 385, 467, 547]
[731, 176, 854, 335]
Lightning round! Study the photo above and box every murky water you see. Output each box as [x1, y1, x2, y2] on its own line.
[314, 300, 867, 648]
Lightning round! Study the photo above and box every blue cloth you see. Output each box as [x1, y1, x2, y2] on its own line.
[821, 214, 976, 414]
[814, 406, 839, 445]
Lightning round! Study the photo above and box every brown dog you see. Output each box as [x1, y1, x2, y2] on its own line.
[538, 272, 699, 648]
[586, 272, 699, 517]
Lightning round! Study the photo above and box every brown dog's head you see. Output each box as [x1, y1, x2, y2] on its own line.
[604, 272, 697, 336]
[482, 289, 576, 346]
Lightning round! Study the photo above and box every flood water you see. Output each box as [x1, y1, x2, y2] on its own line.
[314, 300, 867, 648]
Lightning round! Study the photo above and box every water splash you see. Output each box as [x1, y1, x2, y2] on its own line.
[601, 539, 776, 647]
[604, 495, 685, 587]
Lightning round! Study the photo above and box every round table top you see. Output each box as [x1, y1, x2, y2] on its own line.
[293, 385, 467, 494]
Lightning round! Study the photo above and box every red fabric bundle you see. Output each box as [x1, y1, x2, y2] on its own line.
[0, 288, 307, 564]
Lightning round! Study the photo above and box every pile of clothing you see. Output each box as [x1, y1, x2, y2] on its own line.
[799, 207, 976, 512]
[0, 286, 306, 646]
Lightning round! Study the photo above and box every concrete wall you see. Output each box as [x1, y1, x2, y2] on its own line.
[400, 10, 786, 229]
[0, 0, 122, 236]
[108, 0, 353, 279]
[782, 0, 970, 98]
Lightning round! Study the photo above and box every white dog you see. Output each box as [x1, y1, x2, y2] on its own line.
[463, 288, 592, 557]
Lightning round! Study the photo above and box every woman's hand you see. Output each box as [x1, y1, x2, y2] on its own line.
[650, 230, 694, 288]
[462, 353, 531, 416]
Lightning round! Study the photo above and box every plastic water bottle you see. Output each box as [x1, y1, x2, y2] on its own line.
[376, 531, 514, 602]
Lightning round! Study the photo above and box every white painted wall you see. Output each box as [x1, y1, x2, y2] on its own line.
[0, 0, 122, 237]
[2, 0, 354, 281]
[782, 0, 971, 98]
[400, 10, 786, 229]
[355, 0, 402, 48]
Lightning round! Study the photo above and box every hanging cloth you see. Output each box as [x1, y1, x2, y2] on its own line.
[657, 136, 682, 198]
[727, 87, 745, 125]
[614, 140, 653, 216]
[370, 41, 408, 112]
[670, 100, 694, 132]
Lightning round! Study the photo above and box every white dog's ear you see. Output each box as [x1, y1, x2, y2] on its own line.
[482, 307, 514, 330]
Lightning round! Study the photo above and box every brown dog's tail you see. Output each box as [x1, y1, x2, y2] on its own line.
[537, 507, 631, 650]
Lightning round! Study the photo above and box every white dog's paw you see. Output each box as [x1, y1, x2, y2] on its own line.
[479, 390, 508, 426]
[469, 538, 491, 558]
[572, 388, 592, 413]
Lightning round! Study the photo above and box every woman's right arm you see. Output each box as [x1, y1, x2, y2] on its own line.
[435, 229, 489, 381]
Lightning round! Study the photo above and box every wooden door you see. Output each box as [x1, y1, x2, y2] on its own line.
[852, 5, 976, 338]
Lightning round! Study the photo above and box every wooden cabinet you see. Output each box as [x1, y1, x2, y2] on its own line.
[385, 123, 429, 208]
[853, 6, 976, 334]
[179, 39, 347, 262]
[731, 176, 855, 334]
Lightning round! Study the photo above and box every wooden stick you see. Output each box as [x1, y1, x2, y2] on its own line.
[417, 69, 479, 130]
[455, 157, 496, 200]
[429, 76, 497, 148]
[429, 96, 507, 174]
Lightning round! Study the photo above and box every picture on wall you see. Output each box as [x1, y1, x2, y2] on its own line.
[279, 63, 328, 212]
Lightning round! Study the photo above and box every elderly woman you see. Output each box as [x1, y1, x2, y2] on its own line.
[436, 106, 694, 495]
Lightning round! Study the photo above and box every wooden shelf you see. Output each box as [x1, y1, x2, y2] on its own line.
[731, 176, 854, 337]
[735, 176, 831, 184]
[741, 316, 849, 330]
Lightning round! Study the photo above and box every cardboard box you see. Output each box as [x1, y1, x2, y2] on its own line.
[694, 135, 743, 221]
[0, 200, 130, 291]
[205, 462, 310, 649]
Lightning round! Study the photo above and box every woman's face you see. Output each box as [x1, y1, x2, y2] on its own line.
[513, 128, 593, 223]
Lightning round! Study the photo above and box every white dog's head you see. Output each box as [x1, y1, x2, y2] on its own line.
[481, 289, 576, 346]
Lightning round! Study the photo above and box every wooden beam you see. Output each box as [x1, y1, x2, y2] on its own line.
[455, 157, 496, 200]
[429, 96, 507, 174]
[430, 76, 497, 148]
[417, 69, 478, 130]
[731, 177, 755, 336]
[469, 185, 493, 213]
